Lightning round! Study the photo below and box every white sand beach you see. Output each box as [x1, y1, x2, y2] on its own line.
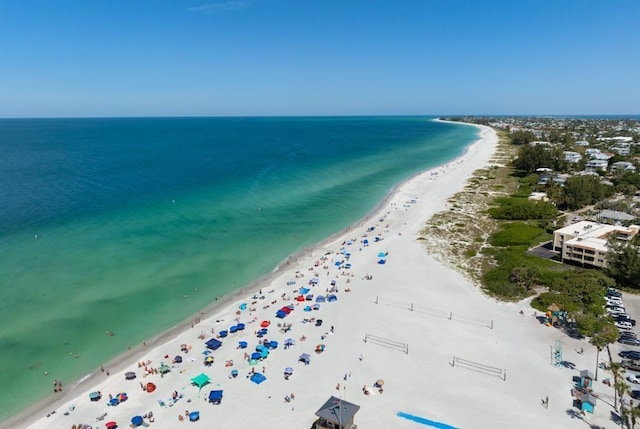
[6, 123, 618, 429]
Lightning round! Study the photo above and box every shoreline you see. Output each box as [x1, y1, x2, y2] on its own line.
[3, 119, 489, 428]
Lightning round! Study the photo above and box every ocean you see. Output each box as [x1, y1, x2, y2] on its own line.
[0, 116, 477, 420]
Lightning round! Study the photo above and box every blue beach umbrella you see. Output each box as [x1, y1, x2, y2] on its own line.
[131, 416, 143, 427]
[251, 352, 261, 360]
[377, 252, 386, 258]
[218, 330, 228, 338]
[239, 303, 247, 311]
[238, 341, 248, 349]
[189, 411, 200, 422]
[236, 323, 245, 331]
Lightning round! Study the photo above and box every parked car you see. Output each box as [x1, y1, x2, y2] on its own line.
[622, 360, 640, 371]
[613, 315, 637, 326]
[618, 337, 640, 346]
[608, 307, 626, 314]
[620, 331, 638, 339]
[607, 288, 623, 298]
[616, 321, 634, 330]
[632, 390, 640, 400]
[606, 298, 623, 306]
[620, 351, 640, 360]
[627, 374, 640, 384]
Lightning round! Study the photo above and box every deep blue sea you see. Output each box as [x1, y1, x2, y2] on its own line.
[0, 116, 477, 420]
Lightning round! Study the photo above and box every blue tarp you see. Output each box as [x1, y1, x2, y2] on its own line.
[251, 373, 267, 384]
[206, 338, 223, 350]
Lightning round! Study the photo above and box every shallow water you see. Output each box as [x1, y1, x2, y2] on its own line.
[0, 116, 477, 419]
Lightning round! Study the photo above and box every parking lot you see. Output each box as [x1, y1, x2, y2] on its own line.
[610, 290, 640, 397]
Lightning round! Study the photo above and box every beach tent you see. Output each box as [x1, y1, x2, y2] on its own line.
[284, 338, 295, 348]
[299, 353, 311, 365]
[579, 370, 594, 388]
[378, 259, 386, 264]
[327, 294, 337, 302]
[125, 371, 136, 380]
[191, 373, 211, 397]
[331, 280, 337, 286]
[206, 338, 223, 350]
[131, 416, 143, 427]
[208, 389, 224, 404]
[250, 373, 267, 384]
[313, 304, 321, 311]
[306, 294, 314, 300]
[89, 391, 101, 401]
[189, 411, 200, 422]
[316, 295, 326, 303]
[304, 305, 312, 312]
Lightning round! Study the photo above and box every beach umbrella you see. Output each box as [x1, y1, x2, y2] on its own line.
[125, 371, 136, 380]
[296, 295, 305, 302]
[251, 352, 261, 360]
[146, 382, 156, 393]
[105, 422, 117, 429]
[116, 393, 128, 403]
[174, 355, 183, 363]
[229, 325, 238, 333]
[238, 341, 248, 349]
[239, 303, 247, 311]
[204, 356, 214, 366]
[260, 320, 270, 328]
[377, 252, 386, 258]
[236, 323, 245, 331]
[269, 340, 278, 349]
[219, 330, 228, 338]
[284, 367, 293, 375]
[378, 259, 386, 264]
[260, 349, 269, 359]
[109, 398, 119, 406]
[330, 280, 336, 285]
[284, 338, 295, 346]
[313, 304, 320, 310]
[315, 344, 325, 353]
[376, 379, 385, 386]
[231, 369, 238, 377]
[89, 391, 101, 401]
[249, 359, 259, 366]
[131, 416, 143, 427]
[304, 306, 312, 312]
[334, 261, 342, 266]
[180, 343, 188, 351]
[159, 364, 171, 374]
[189, 411, 200, 422]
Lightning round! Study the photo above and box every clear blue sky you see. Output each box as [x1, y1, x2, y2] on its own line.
[1, 0, 639, 117]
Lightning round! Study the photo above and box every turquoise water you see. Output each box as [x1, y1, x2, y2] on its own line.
[0, 117, 477, 420]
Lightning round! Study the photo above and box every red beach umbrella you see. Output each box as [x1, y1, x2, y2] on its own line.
[105, 421, 117, 429]
[146, 382, 156, 393]
[260, 320, 270, 328]
[295, 295, 305, 302]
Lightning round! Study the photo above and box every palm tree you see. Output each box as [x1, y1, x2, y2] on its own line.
[611, 362, 623, 411]
[614, 378, 629, 427]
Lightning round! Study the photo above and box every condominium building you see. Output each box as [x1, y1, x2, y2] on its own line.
[552, 221, 640, 268]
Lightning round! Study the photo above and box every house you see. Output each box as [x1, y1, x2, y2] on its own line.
[585, 159, 609, 173]
[610, 161, 636, 174]
[576, 140, 590, 147]
[314, 396, 360, 429]
[529, 192, 549, 202]
[596, 209, 635, 224]
[563, 151, 582, 163]
[552, 221, 640, 268]
[612, 143, 631, 156]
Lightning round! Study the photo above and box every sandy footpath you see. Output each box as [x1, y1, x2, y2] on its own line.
[6, 122, 619, 429]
